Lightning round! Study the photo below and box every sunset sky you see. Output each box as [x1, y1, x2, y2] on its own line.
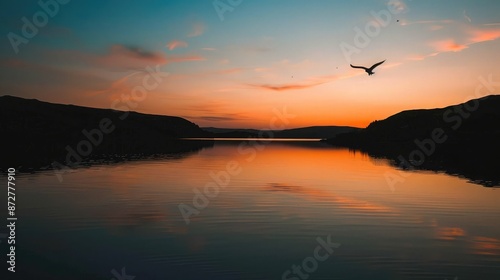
[1, 0, 499, 128]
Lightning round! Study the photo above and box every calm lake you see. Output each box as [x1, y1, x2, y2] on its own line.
[7, 140, 500, 280]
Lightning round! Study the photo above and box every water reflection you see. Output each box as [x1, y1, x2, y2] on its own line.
[472, 236, 500, 256]
[264, 183, 397, 214]
[8, 140, 500, 279]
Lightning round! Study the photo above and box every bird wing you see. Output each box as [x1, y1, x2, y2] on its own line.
[350, 64, 368, 70]
[369, 60, 386, 71]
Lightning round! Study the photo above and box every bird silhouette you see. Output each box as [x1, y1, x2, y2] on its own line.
[350, 60, 386, 76]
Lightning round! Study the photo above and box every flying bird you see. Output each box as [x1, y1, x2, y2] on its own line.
[350, 60, 386, 76]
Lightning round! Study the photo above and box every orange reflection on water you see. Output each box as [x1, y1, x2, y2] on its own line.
[235, 144, 397, 194]
[471, 236, 500, 256]
[265, 183, 396, 214]
[435, 227, 466, 241]
[65, 143, 500, 250]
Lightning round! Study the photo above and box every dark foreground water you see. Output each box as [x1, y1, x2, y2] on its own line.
[2, 141, 500, 280]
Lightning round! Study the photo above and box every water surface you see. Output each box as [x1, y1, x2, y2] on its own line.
[6, 141, 500, 279]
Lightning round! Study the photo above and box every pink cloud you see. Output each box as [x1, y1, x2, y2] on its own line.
[46, 44, 205, 71]
[429, 27, 500, 54]
[469, 28, 500, 42]
[248, 71, 363, 92]
[49, 44, 168, 70]
[167, 40, 188, 50]
[431, 39, 468, 52]
[249, 81, 326, 92]
[409, 25, 500, 63]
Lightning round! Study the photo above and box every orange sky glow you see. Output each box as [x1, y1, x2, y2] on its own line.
[1, 0, 499, 128]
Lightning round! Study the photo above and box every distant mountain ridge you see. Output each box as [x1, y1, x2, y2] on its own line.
[326, 95, 500, 187]
[203, 126, 360, 139]
[0, 95, 211, 169]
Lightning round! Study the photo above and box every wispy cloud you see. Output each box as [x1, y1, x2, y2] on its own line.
[387, 0, 409, 14]
[248, 71, 363, 92]
[48, 44, 168, 70]
[167, 40, 188, 50]
[59, 44, 204, 69]
[409, 25, 500, 62]
[187, 22, 205, 37]
[469, 27, 500, 42]
[248, 81, 326, 92]
[463, 10, 472, 23]
[431, 39, 469, 52]
[400, 19, 455, 26]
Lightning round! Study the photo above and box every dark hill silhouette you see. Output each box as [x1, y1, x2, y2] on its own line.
[274, 126, 360, 138]
[202, 127, 260, 138]
[325, 95, 500, 187]
[0, 95, 212, 170]
[203, 126, 360, 139]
